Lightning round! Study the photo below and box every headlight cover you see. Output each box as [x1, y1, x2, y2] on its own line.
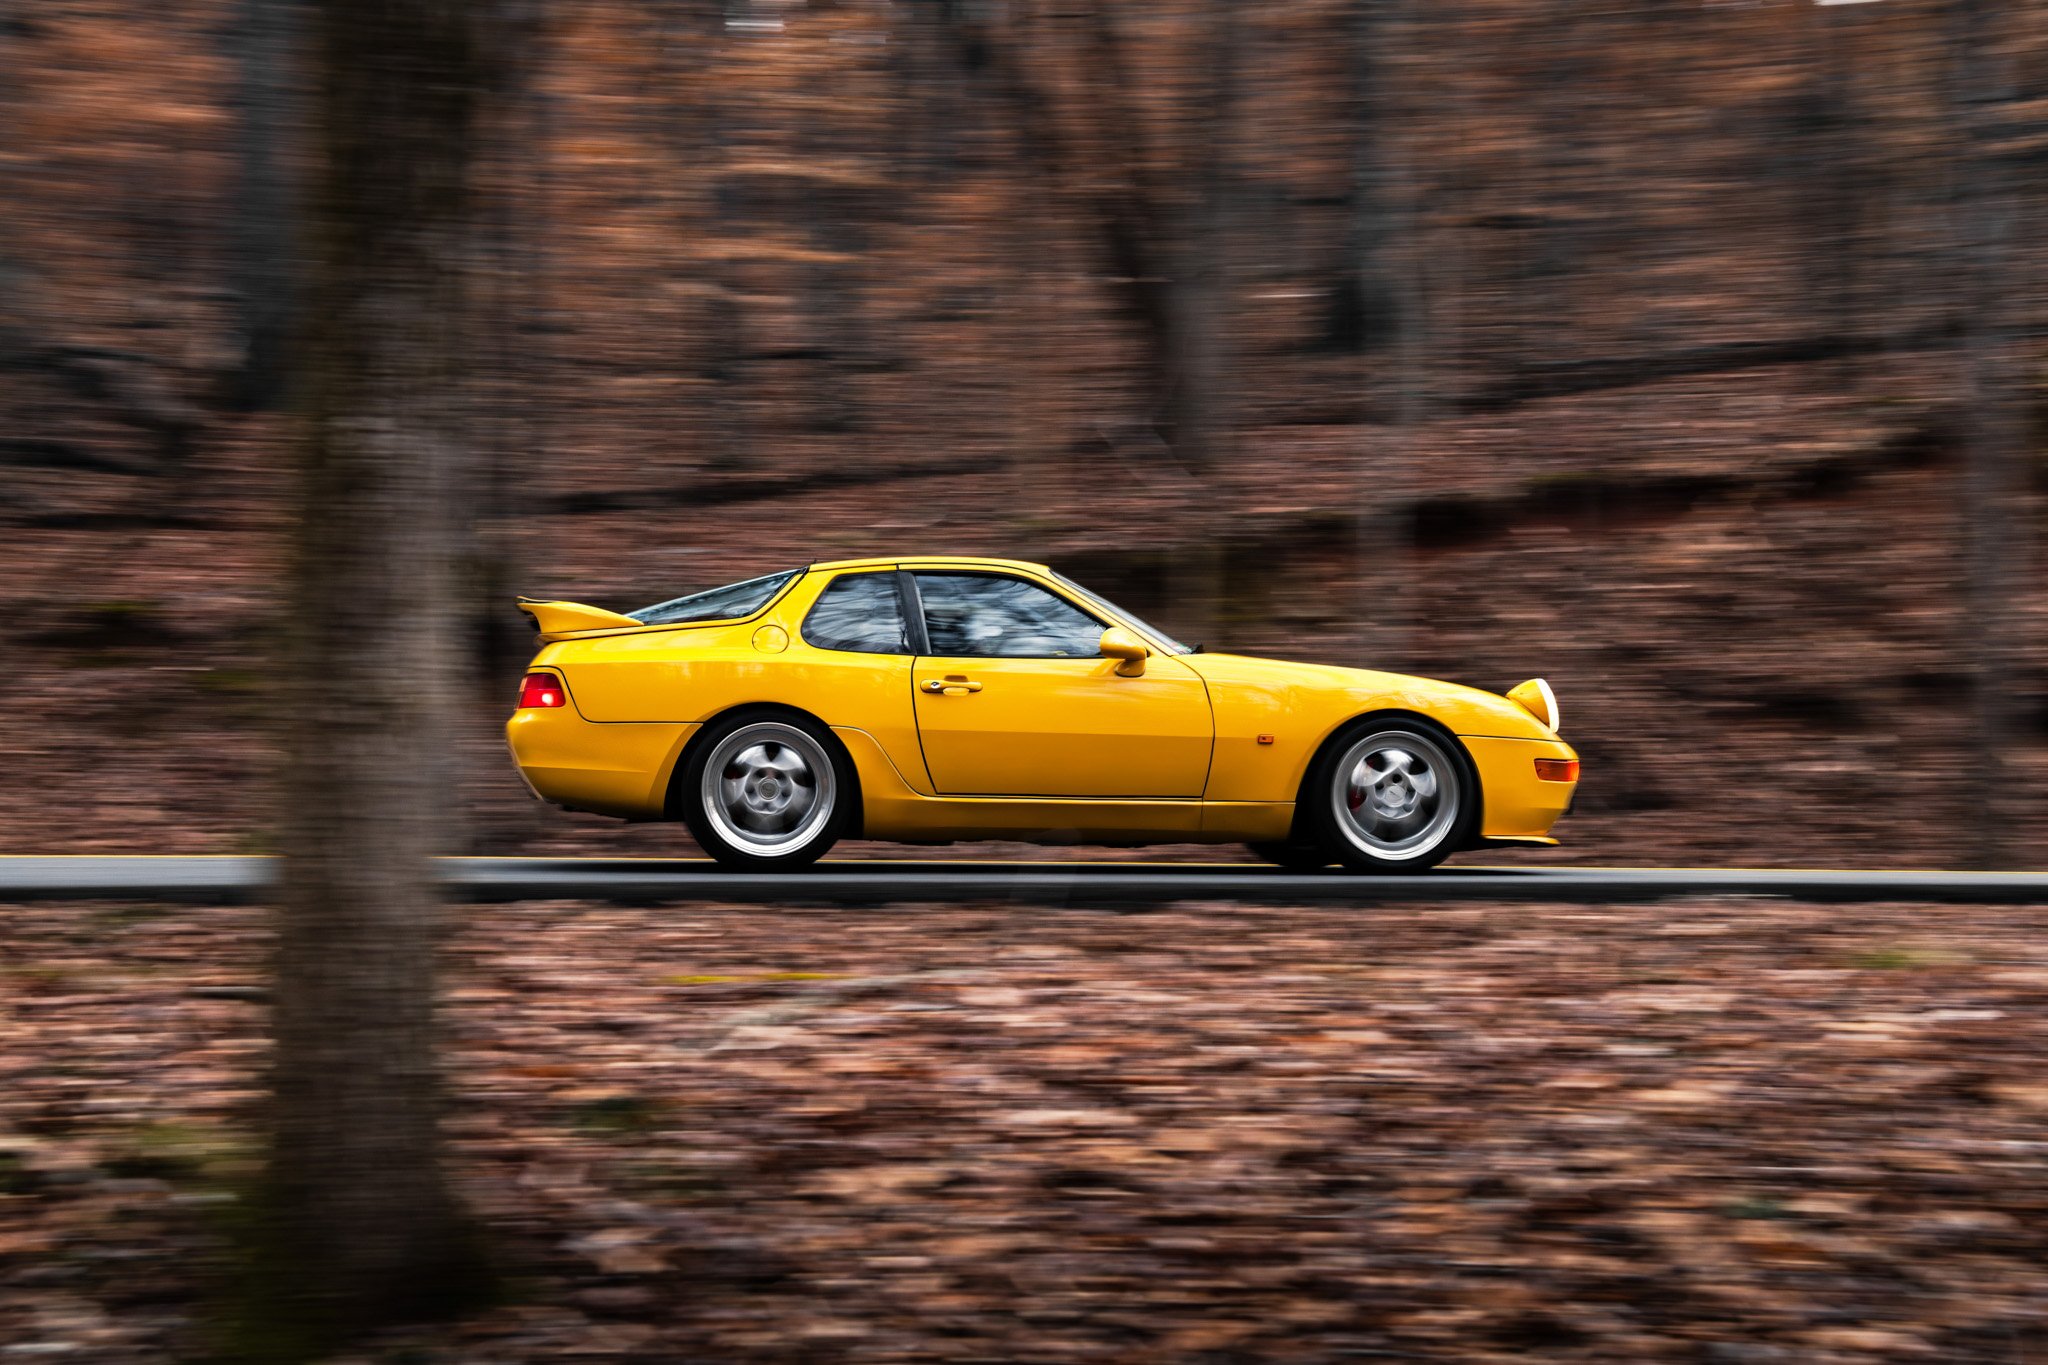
[1507, 677, 1560, 733]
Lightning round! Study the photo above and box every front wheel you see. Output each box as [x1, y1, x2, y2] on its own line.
[680, 713, 850, 869]
[1304, 719, 1477, 874]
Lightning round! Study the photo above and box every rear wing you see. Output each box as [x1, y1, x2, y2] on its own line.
[516, 596, 642, 643]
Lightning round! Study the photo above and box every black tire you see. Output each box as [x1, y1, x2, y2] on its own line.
[1247, 840, 1333, 871]
[1302, 716, 1478, 874]
[678, 709, 852, 870]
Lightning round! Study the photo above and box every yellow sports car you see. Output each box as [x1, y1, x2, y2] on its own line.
[506, 557, 1577, 872]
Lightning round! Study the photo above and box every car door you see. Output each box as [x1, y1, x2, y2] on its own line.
[908, 571, 1213, 797]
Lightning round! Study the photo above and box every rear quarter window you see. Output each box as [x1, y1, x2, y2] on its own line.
[802, 572, 910, 654]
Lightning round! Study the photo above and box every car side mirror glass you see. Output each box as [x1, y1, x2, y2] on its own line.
[1099, 626, 1150, 677]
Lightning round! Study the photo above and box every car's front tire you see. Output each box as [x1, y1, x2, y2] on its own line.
[1304, 717, 1477, 874]
[679, 711, 851, 869]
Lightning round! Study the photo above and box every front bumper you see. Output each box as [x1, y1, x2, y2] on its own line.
[1460, 734, 1579, 841]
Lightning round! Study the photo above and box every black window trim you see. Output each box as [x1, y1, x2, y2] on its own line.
[895, 569, 932, 655]
[800, 568, 915, 657]
[905, 568, 1111, 661]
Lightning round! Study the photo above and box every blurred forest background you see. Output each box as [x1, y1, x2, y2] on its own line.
[3, 0, 2046, 865]
[7, 5, 2048, 1361]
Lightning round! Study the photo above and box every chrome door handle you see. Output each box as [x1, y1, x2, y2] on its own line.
[922, 678, 982, 694]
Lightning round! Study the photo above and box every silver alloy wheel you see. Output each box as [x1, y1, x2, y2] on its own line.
[1332, 728, 1460, 861]
[699, 721, 836, 856]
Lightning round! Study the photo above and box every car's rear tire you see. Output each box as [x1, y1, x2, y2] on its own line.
[1303, 717, 1477, 874]
[679, 711, 851, 870]
[1247, 840, 1332, 871]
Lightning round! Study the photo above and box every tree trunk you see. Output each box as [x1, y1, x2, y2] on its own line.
[668, 0, 749, 469]
[1345, 0, 1418, 667]
[1171, 0, 1235, 479]
[1947, 0, 2021, 869]
[1323, 0, 1399, 355]
[467, 0, 548, 699]
[1072, 0, 1208, 475]
[224, 0, 301, 412]
[799, 89, 869, 436]
[254, 0, 492, 1351]
[935, 0, 1219, 477]
[1802, 0, 1862, 378]
[1165, 0, 1236, 646]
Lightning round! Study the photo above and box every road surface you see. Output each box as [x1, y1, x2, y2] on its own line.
[1, 857, 2044, 906]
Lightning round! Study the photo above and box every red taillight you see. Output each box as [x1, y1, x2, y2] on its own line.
[518, 672, 566, 709]
[1535, 758, 1579, 783]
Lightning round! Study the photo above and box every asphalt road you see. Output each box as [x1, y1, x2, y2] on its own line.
[2, 857, 2045, 906]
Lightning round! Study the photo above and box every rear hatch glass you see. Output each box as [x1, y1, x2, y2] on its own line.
[628, 570, 799, 625]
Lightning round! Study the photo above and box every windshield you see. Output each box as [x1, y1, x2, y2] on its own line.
[629, 569, 799, 625]
[1051, 572, 1193, 654]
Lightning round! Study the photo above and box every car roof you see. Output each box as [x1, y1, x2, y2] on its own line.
[807, 555, 1053, 575]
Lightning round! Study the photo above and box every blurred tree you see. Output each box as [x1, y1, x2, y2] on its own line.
[252, 0, 495, 1352]
[1528, 2, 1586, 357]
[1948, 0, 2023, 869]
[1801, 0, 1865, 362]
[467, 0, 548, 695]
[1323, 0, 1400, 357]
[0, 0, 203, 483]
[1166, 0, 1237, 646]
[223, 0, 301, 412]
[668, 0, 750, 469]
[1340, 0, 1416, 667]
[797, 71, 868, 436]
[934, 0, 1230, 476]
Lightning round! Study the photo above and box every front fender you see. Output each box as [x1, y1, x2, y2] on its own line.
[1188, 653, 1558, 803]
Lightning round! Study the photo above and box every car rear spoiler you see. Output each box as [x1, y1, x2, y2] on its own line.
[516, 596, 642, 642]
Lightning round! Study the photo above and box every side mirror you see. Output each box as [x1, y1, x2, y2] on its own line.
[1099, 626, 1150, 677]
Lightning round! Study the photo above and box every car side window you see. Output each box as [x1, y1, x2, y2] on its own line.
[914, 573, 1104, 658]
[802, 572, 910, 654]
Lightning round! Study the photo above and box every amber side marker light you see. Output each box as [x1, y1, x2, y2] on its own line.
[518, 672, 566, 709]
[1535, 758, 1579, 783]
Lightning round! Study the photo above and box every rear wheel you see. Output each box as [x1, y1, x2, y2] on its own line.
[1305, 719, 1476, 874]
[680, 713, 850, 869]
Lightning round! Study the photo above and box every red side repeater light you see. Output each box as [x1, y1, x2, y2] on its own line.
[1535, 758, 1579, 783]
[518, 672, 566, 709]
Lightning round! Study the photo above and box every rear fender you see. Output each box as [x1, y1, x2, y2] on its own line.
[664, 703, 866, 838]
